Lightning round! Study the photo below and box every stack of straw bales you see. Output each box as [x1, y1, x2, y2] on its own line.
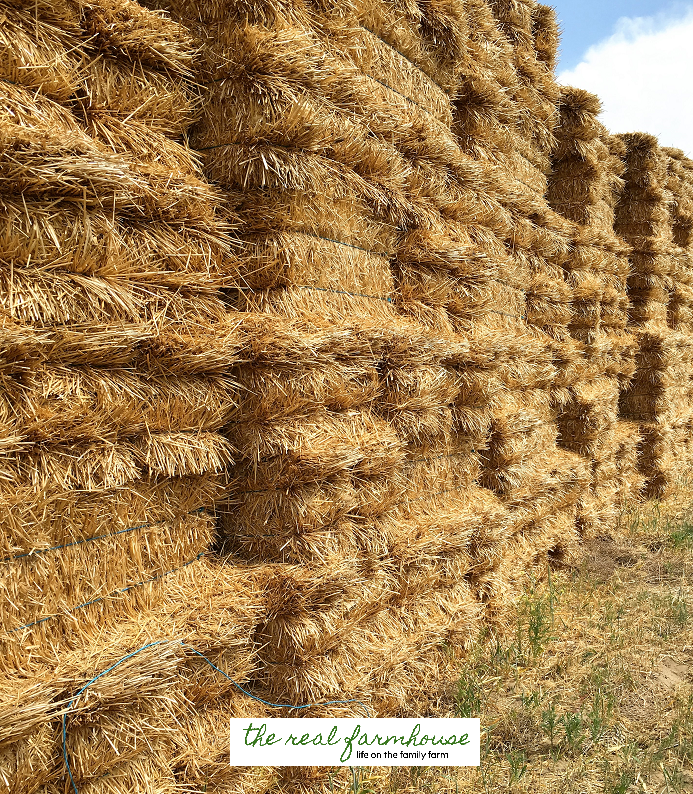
[615, 135, 693, 497]
[664, 148, 693, 336]
[663, 149, 693, 470]
[452, 0, 589, 608]
[154, 0, 523, 720]
[548, 88, 641, 532]
[1, 560, 271, 794]
[0, 0, 240, 643]
[7, 0, 693, 789]
[0, 2, 268, 790]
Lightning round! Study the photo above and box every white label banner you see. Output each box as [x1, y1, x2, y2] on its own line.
[230, 718, 480, 766]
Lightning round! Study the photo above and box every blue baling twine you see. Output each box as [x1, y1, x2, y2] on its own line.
[62, 640, 371, 793]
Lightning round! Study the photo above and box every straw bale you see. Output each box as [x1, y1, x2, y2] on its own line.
[635, 422, 678, 499]
[488, 0, 534, 43]
[73, 0, 195, 74]
[66, 710, 178, 785]
[0, 317, 242, 375]
[0, 473, 222, 561]
[402, 446, 481, 503]
[73, 61, 193, 136]
[480, 399, 559, 496]
[577, 481, 620, 538]
[1, 511, 214, 636]
[313, 0, 469, 97]
[223, 411, 406, 563]
[531, 4, 559, 71]
[0, 7, 82, 102]
[474, 506, 580, 631]
[512, 507, 582, 570]
[313, 12, 456, 122]
[502, 447, 589, 529]
[557, 377, 619, 456]
[64, 752, 179, 794]
[0, 197, 229, 287]
[507, 149, 548, 194]
[231, 233, 393, 303]
[232, 363, 381, 424]
[0, 556, 265, 746]
[224, 484, 379, 565]
[0, 435, 231, 496]
[227, 410, 404, 478]
[1, 105, 219, 235]
[358, 583, 484, 714]
[1, 264, 229, 327]
[379, 363, 463, 444]
[251, 561, 379, 703]
[390, 483, 512, 579]
[0, 367, 237, 445]
[0, 85, 143, 206]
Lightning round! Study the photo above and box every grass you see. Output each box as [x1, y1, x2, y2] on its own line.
[313, 479, 693, 794]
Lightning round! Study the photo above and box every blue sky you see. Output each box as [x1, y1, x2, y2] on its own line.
[552, 1, 693, 155]
[553, 0, 684, 69]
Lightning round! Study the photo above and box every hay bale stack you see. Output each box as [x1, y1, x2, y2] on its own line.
[547, 87, 641, 531]
[663, 148, 693, 335]
[150, 0, 512, 721]
[0, 559, 269, 794]
[148, 0, 560, 722]
[488, 0, 560, 183]
[0, 0, 242, 645]
[0, 5, 268, 788]
[451, 0, 587, 601]
[661, 148, 693, 473]
[615, 133, 693, 497]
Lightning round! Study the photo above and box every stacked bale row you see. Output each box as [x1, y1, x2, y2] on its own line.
[0, 0, 249, 645]
[452, 0, 588, 608]
[615, 135, 693, 497]
[0, 3, 267, 791]
[1, 560, 273, 794]
[662, 149, 693, 472]
[5, 0, 693, 791]
[155, 0, 523, 721]
[547, 88, 641, 533]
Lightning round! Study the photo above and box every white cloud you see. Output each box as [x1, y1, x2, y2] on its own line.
[558, 6, 693, 156]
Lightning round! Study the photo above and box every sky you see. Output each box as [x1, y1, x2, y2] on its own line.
[551, 1, 693, 155]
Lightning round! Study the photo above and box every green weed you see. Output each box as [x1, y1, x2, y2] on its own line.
[541, 703, 559, 749]
[587, 690, 614, 742]
[506, 750, 528, 785]
[561, 712, 584, 754]
[349, 768, 375, 794]
[455, 670, 483, 717]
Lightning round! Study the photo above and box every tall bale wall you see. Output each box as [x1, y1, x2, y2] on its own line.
[547, 87, 641, 532]
[615, 134, 693, 498]
[3, 0, 693, 791]
[453, 0, 589, 612]
[0, 2, 264, 791]
[159, 0, 522, 723]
